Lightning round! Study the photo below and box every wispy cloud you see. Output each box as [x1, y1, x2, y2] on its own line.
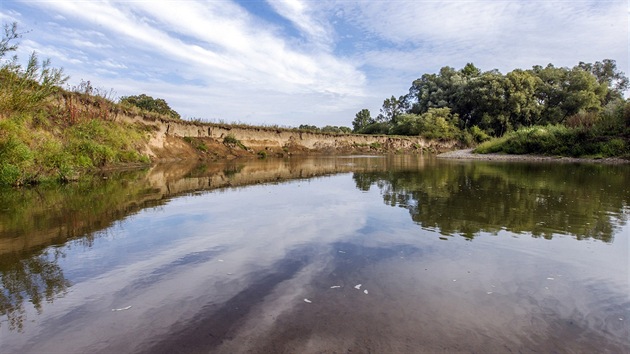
[266, 0, 334, 48]
[337, 1, 626, 73]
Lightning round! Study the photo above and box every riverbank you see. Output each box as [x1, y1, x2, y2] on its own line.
[438, 149, 630, 164]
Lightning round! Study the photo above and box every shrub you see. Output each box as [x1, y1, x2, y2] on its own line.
[119, 94, 180, 120]
[469, 125, 490, 143]
[600, 138, 627, 157]
[223, 134, 247, 149]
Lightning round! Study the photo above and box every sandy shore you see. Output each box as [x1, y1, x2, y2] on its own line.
[437, 149, 630, 164]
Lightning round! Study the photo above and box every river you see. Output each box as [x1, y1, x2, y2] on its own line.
[1, 155, 628, 353]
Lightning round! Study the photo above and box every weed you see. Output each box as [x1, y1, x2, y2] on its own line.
[183, 137, 208, 152]
[223, 134, 247, 150]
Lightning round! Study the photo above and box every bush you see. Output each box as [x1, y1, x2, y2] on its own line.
[223, 134, 247, 149]
[119, 94, 180, 120]
[474, 124, 629, 158]
[469, 125, 490, 143]
[600, 138, 627, 157]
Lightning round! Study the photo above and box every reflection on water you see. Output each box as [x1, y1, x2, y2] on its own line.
[355, 161, 629, 241]
[0, 155, 628, 353]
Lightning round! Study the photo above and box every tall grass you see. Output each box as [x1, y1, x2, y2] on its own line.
[0, 23, 154, 186]
[474, 124, 628, 158]
[0, 111, 151, 186]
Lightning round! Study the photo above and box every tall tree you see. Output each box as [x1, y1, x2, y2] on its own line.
[377, 95, 405, 123]
[352, 108, 373, 132]
[578, 59, 629, 103]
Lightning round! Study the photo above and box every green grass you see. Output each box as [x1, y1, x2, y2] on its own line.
[474, 124, 629, 158]
[0, 111, 151, 186]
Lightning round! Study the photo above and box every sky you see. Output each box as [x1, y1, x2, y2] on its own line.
[0, 1, 627, 127]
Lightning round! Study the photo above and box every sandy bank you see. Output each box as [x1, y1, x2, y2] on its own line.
[438, 149, 630, 164]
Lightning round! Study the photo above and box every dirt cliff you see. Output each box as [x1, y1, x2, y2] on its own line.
[112, 111, 460, 161]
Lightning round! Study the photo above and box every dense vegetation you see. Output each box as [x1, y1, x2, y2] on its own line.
[0, 23, 159, 186]
[354, 61, 629, 158]
[298, 124, 352, 134]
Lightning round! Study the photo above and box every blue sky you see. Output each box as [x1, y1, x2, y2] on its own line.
[1, 1, 627, 127]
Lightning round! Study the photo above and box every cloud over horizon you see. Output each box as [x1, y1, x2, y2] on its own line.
[1, 0, 627, 126]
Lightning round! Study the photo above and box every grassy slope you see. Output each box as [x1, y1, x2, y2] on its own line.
[0, 93, 155, 186]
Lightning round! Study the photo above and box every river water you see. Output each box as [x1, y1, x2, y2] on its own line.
[1, 155, 628, 353]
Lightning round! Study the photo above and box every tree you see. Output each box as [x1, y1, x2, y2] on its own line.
[460, 63, 481, 78]
[352, 108, 373, 132]
[1, 22, 68, 113]
[377, 95, 406, 123]
[0, 22, 20, 59]
[407, 66, 465, 115]
[578, 59, 629, 103]
[119, 94, 181, 119]
[504, 69, 543, 129]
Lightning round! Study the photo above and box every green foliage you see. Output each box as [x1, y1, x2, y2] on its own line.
[0, 118, 35, 185]
[298, 124, 318, 132]
[358, 58, 629, 156]
[321, 125, 351, 134]
[223, 134, 247, 150]
[0, 112, 150, 186]
[474, 124, 629, 158]
[0, 25, 68, 114]
[119, 94, 181, 120]
[360, 122, 390, 135]
[353, 160, 628, 241]
[352, 109, 373, 132]
[1, 25, 67, 111]
[377, 95, 406, 123]
[0, 22, 154, 186]
[390, 108, 460, 140]
[257, 150, 267, 159]
[0, 22, 20, 58]
[469, 125, 490, 143]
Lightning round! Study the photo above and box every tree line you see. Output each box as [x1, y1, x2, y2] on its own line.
[353, 60, 629, 146]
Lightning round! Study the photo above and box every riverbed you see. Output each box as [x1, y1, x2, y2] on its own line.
[1, 155, 628, 353]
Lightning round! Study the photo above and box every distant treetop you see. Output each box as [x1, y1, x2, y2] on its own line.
[119, 94, 181, 119]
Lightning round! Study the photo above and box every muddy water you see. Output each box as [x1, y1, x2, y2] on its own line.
[0, 155, 628, 353]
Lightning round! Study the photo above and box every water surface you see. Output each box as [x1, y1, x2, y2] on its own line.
[1, 156, 628, 353]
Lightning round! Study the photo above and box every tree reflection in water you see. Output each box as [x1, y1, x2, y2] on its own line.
[0, 157, 628, 335]
[0, 248, 70, 331]
[354, 162, 629, 242]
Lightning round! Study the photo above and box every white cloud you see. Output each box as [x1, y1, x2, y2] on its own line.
[337, 1, 627, 74]
[31, 0, 364, 97]
[266, 0, 334, 48]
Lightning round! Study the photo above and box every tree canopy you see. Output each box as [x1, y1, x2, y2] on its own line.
[353, 59, 629, 142]
[119, 94, 181, 119]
